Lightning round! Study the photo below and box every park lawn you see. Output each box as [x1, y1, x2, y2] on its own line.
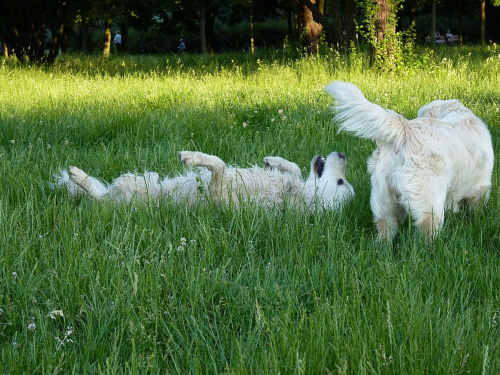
[0, 46, 499, 374]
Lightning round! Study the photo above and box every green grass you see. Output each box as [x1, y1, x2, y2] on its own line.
[0, 45, 500, 374]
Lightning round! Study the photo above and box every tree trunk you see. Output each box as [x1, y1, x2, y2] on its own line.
[410, 1, 417, 27]
[458, 0, 463, 44]
[121, 21, 129, 53]
[332, 0, 342, 48]
[375, 0, 389, 43]
[2, 43, 8, 58]
[205, 6, 217, 54]
[296, 0, 323, 54]
[81, 15, 88, 52]
[431, 0, 436, 44]
[250, 6, 255, 53]
[332, 0, 357, 50]
[295, 4, 301, 39]
[372, 0, 389, 65]
[200, 0, 207, 55]
[103, 17, 112, 58]
[480, 0, 486, 45]
[46, 22, 65, 64]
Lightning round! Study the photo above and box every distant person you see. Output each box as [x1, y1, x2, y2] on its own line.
[114, 31, 122, 52]
[446, 30, 453, 39]
[178, 38, 185, 54]
[435, 30, 445, 44]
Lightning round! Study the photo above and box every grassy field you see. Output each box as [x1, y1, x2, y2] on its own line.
[0, 45, 499, 374]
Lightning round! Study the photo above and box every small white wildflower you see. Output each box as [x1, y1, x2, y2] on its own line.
[242, 122, 247, 128]
[278, 109, 283, 115]
[177, 245, 184, 252]
[271, 118, 275, 122]
[47, 144, 51, 149]
[254, 110, 257, 113]
[0, 308, 4, 315]
[28, 323, 36, 332]
[48, 310, 64, 319]
[12, 272, 17, 278]
[10, 140, 15, 144]
[190, 239, 196, 244]
[55, 326, 73, 350]
[281, 116, 287, 121]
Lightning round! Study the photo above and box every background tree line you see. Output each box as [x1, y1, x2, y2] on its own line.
[1, 0, 499, 64]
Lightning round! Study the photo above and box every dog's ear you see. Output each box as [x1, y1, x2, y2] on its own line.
[312, 156, 324, 178]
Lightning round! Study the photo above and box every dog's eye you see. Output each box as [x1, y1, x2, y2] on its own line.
[337, 179, 344, 185]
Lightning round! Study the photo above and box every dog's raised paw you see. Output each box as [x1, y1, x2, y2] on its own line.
[179, 151, 195, 167]
[263, 157, 282, 169]
[68, 166, 88, 184]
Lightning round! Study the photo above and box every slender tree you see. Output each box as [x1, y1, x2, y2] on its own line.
[331, 0, 358, 50]
[200, 0, 207, 54]
[480, 0, 486, 44]
[358, 0, 402, 69]
[293, 0, 325, 54]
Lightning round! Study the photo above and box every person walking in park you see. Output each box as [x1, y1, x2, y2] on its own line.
[114, 31, 122, 53]
[178, 38, 185, 54]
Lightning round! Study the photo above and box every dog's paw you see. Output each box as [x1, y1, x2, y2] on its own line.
[68, 166, 88, 184]
[179, 151, 196, 167]
[263, 156, 285, 169]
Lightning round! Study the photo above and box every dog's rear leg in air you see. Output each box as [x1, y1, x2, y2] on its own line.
[68, 166, 109, 199]
[263, 156, 301, 178]
[179, 151, 226, 198]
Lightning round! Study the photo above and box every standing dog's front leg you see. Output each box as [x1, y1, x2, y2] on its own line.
[179, 151, 226, 199]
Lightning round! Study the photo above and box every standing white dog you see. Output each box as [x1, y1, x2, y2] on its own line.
[325, 81, 494, 241]
[56, 151, 354, 210]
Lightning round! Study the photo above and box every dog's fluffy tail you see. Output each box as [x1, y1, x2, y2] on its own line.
[325, 81, 408, 144]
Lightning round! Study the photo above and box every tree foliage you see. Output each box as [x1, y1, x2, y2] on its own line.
[0, 0, 69, 63]
[1, 0, 499, 64]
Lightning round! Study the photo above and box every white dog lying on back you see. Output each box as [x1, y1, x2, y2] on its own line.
[326, 81, 493, 241]
[57, 151, 354, 210]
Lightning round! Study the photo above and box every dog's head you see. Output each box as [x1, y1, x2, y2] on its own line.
[306, 152, 355, 209]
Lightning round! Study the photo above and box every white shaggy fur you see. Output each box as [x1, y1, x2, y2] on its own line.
[325, 81, 494, 241]
[56, 151, 355, 210]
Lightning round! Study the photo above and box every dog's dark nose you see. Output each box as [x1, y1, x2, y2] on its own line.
[338, 152, 346, 159]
